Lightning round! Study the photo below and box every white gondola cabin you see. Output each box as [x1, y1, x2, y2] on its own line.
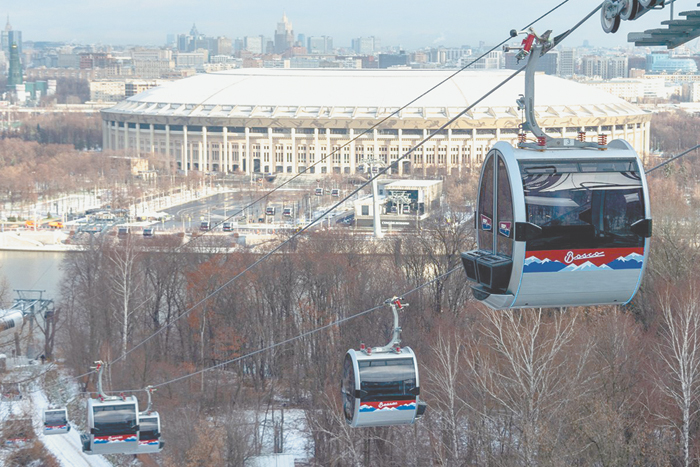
[136, 413, 164, 454]
[342, 347, 424, 428]
[461, 140, 651, 310]
[43, 408, 70, 435]
[82, 396, 140, 455]
[341, 298, 426, 428]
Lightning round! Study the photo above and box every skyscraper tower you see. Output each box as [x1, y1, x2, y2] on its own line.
[8, 42, 22, 88]
[1, 15, 21, 58]
[274, 13, 294, 54]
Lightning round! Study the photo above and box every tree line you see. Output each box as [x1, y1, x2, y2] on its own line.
[50, 159, 700, 466]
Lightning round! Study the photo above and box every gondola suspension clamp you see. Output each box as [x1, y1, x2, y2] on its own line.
[360, 297, 408, 355]
[508, 28, 607, 151]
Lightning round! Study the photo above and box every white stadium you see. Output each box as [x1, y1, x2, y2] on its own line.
[101, 69, 651, 176]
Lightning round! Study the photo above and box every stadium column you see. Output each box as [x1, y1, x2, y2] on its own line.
[313, 128, 319, 174]
[165, 125, 171, 169]
[201, 126, 207, 172]
[104, 120, 110, 151]
[449, 128, 455, 176]
[136, 123, 140, 157]
[397, 129, 403, 176]
[150, 124, 155, 154]
[471, 128, 477, 169]
[422, 129, 428, 176]
[268, 127, 273, 173]
[223, 127, 228, 174]
[644, 120, 651, 159]
[113, 122, 118, 151]
[349, 129, 355, 173]
[623, 121, 629, 144]
[373, 128, 379, 171]
[324, 128, 330, 174]
[291, 128, 296, 174]
[183, 125, 188, 176]
[124, 122, 128, 156]
[245, 127, 251, 176]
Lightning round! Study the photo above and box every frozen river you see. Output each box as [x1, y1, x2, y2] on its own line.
[0, 250, 66, 302]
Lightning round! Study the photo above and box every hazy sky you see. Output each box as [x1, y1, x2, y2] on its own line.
[7, 0, 698, 50]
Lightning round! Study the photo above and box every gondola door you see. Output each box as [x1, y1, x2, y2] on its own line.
[468, 150, 515, 301]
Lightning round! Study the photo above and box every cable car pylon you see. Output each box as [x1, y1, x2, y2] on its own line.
[342, 297, 427, 428]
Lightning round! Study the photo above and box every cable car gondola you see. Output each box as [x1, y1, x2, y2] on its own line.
[460, 30, 652, 310]
[137, 413, 164, 454]
[341, 298, 426, 428]
[81, 361, 140, 455]
[136, 386, 164, 454]
[43, 408, 70, 435]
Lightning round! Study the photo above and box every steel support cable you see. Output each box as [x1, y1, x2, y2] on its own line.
[645, 144, 700, 174]
[171, 0, 573, 251]
[95, 266, 462, 394]
[109, 0, 602, 368]
[134, 141, 700, 391]
[25, 369, 96, 396]
[23, 1, 572, 399]
[67, 1, 573, 345]
[109, 64, 528, 367]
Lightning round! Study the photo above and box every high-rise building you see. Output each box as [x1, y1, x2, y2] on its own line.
[274, 13, 294, 54]
[1, 16, 21, 59]
[378, 52, 408, 69]
[559, 48, 576, 77]
[213, 37, 232, 56]
[646, 51, 669, 71]
[581, 55, 628, 79]
[352, 36, 380, 55]
[467, 50, 502, 70]
[307, 36, 333, 54]
[244, 36, 264, 54]
[8, 42, 22, 88]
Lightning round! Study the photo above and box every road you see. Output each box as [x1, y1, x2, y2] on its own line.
[30, 391, 112, 467]
[155, 187, 350, 233]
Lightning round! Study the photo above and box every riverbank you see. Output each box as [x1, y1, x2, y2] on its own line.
[0, 231, 80, 252]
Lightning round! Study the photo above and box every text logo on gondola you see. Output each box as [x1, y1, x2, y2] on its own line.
[564, 251, 604, 264]
[378, 401, 399, 409]
[481, 215, 492, 231]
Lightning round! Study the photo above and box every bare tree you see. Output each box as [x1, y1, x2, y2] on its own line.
[655, 285, 700, 467]
[107, 236, 143, 358]
[467, 308, 591, 466]
[423, 331, 469, 465]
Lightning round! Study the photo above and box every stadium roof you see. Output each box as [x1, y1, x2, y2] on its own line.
[106, 69, 646, 121]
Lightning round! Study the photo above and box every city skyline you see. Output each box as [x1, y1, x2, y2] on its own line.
[7, 0, 695, 50]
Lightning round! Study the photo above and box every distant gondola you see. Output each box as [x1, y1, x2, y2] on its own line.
[43, 408, 70, 436]
[341, 298, 427, 428]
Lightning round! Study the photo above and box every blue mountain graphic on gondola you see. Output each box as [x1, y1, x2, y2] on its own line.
[523, 256, 566, 273]
[561, 261, 612, 272]
[359, 401, 417, 412]
[607, 252, 644, 270]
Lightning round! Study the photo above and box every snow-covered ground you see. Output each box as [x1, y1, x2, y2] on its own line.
[30, 390, 113, 467]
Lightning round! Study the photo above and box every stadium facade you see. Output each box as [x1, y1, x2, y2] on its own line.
[101, 69, 651, 176]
